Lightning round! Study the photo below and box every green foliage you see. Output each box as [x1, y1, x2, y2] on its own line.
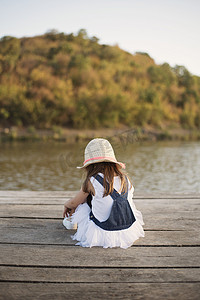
[173, 65, 194, 89]
[100, 45, 121, 61]
[0, 36, 20, 72]
[0, 30, 200, 130]
[140, 87, 158, 104]
[148, 63, 175, 86]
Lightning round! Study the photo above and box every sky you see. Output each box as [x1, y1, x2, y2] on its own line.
[1, 0, 200, 76]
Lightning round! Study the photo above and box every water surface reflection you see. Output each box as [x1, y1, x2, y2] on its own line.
[0, 141, 200, 192]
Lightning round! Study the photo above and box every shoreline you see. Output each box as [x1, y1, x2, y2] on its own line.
[0, 126, 200, 143]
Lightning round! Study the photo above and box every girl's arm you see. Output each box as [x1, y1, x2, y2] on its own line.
[63, 188, 89, 218]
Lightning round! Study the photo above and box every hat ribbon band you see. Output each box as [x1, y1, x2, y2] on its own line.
[83, 156, 117, 165]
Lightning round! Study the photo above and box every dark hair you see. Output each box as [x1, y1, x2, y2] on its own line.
[82, 162, 131, 197]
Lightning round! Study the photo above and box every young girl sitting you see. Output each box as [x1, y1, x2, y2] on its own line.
[63, 138, 145, 249]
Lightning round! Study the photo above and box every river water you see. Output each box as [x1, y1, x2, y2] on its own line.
[0, 140, 200, 193]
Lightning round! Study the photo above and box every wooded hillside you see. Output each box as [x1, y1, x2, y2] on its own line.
[0, 29, 200, 129]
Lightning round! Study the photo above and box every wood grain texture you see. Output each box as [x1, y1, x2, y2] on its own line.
[0, 244, 199, 267]
[0, 283, 200, 300]
[0, 197, 200, 205]
[0, 219, 199, 246]
[1, 266, 200, 283]
[0, 198, 199, 218]
[0, 191, 200, 299]
[1, 191, 200, 198]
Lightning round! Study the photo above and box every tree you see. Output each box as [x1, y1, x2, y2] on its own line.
[173, 65, 194, 89]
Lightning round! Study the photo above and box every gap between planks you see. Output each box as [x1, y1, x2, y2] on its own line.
[1, 265, 200, 269]
[1, 280, 200, 284]
[0, 243, 200, 247]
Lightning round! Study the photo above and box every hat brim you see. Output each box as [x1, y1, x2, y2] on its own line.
[77, 158, 125, 169]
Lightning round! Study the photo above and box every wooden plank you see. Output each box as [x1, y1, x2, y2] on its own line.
[0, 283, 200, 300]
[0, 198, 71, 204]
[0, 219, 199, 246]
[0, 211, 199, 232]
[0, 197, 200, 204]
[145, 218, 200, 230]
[0, 245, 199, 267]
[1, 266, 200, 283]
[1, 198, 199, 208]
[0, 191, 77, 198]
[0, 206, 199, 220]
[0, 229, 198, 246]
[0, 190, 200, 199]
[136, 199, 200, 212]
[0, 191, 199, 300]
[0, 217, 198, 232]
[0, 211, 198, 224]
[0, 197, 199, 218]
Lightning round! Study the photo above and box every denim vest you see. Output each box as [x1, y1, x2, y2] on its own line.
[89, 174, 136, 231]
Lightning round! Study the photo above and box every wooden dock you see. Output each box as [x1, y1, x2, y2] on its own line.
[0, 191, 200, 300]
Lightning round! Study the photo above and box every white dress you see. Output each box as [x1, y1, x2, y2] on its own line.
[68, 173, 145, 249]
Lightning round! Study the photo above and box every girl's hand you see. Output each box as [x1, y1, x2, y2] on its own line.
[63, 204, 75, 218]
[62, 188, 90, 218]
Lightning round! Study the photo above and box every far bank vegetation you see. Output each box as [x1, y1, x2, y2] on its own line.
[0, 29, 200, 131]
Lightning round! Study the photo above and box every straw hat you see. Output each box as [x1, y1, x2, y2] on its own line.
[77, 138, 125, 169]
